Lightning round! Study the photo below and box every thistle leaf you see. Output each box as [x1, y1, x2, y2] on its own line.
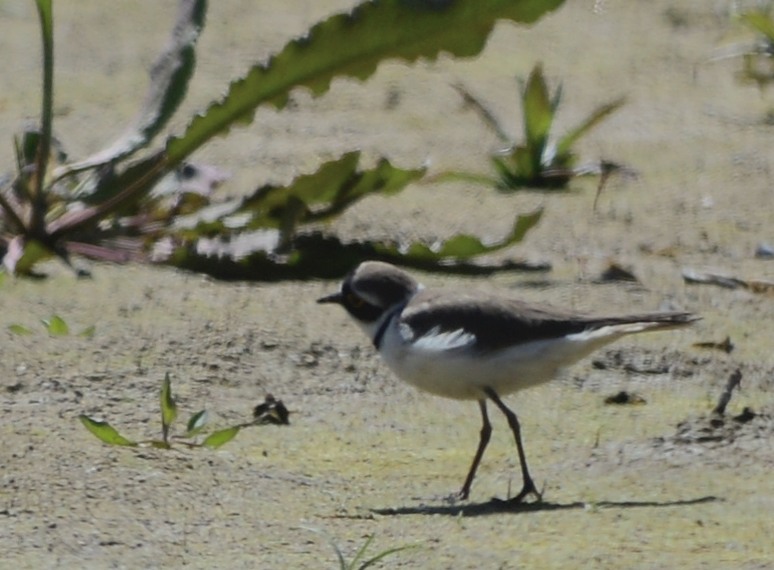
[164, 209, 544, 280]
[166, 0, 565, 163]
[374, 208, 543, 261]
[57, 0, 207, 177]
[174, 152, 424, 235]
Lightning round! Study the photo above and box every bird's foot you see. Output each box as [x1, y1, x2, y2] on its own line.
[443, 489, 470, 505]
[491, 478, 542, 505]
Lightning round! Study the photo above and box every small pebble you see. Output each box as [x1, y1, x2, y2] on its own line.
[754, 243, 773, 259]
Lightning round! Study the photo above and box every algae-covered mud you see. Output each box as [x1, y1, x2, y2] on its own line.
[1, 1, 773, 568]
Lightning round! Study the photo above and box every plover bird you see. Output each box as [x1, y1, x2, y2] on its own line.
[318, 261, 698, 503]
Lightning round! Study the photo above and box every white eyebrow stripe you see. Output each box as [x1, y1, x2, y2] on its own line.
[402, 324, 477, 351]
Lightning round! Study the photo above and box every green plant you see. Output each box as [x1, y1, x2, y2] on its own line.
[79, 372, 264, 449]
[0, 0, 566, 280]
[708, 6, 774, 91]
[445, 63, 625, 190]
[304, 528, 417, 570]
[8, 314, 95, 337]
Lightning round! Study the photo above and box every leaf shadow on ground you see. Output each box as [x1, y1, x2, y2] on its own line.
[371, 495, 721, 517]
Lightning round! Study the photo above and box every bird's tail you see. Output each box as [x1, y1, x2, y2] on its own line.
[585, 312, 700, 337]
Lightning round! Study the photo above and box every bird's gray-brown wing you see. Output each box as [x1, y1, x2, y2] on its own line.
[400, 291, 697, 353]
[400, 292, 592, 353]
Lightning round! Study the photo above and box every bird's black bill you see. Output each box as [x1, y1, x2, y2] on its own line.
[317, 292, 344, 304]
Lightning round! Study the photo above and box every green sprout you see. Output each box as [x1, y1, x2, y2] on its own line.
[446, 63, 625, 191]
[8, 314, 95, 337]
[79, 373, 284, 449]
[706, 6, 774, 92]
[304, 528, 418, 570]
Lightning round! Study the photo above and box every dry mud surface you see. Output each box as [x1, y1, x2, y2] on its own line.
[1, 1, 774, 568]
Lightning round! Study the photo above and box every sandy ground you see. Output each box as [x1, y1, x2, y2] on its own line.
[1, 1, 774, 568]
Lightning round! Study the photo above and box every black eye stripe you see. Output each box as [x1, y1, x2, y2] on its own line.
[346, 292, 365, 307]
[341, 282, 383, 322]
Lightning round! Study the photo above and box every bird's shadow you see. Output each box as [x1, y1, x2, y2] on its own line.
[372, 495, 721, 517]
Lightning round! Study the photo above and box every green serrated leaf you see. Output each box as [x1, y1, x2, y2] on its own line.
[43, 315, 69, 336]
[79, 415, 137, 446]
[160, 372, 178, 442]
[425, 170, 500, 187]
[306, 156, 426, 224]
[166, 0, 565, 165]
[57, 0, 207, 178]
[176, 153, 425, 240]
[8, 324, 33, 336]
[375, 209, 543, 261]
[185, 410, 208, 437]
[243, 152, 361, 230]
[201, 426, 240, 449]
[443, 209, 542, 258]
[164, 207, 545, 281]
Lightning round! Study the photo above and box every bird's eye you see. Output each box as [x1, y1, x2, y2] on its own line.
[347, 293, 365, 308]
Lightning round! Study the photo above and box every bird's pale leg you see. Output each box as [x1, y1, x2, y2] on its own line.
[457, 399, 492, 500]
[484, 387, 541, 503]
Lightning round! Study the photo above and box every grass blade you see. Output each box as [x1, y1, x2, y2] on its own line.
[358, 545, 418, 569]
[452, 83, 512, 143]
[555, 96, 626, 162]
[348, 534, 375, 569]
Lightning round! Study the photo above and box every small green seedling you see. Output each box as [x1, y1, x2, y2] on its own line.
[706, 7, 774, 91]
[79, 373, 280, 449]
[447, 63, 625, 190]
[8, 314, 95, 338]
[304, 528, 418, 570]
